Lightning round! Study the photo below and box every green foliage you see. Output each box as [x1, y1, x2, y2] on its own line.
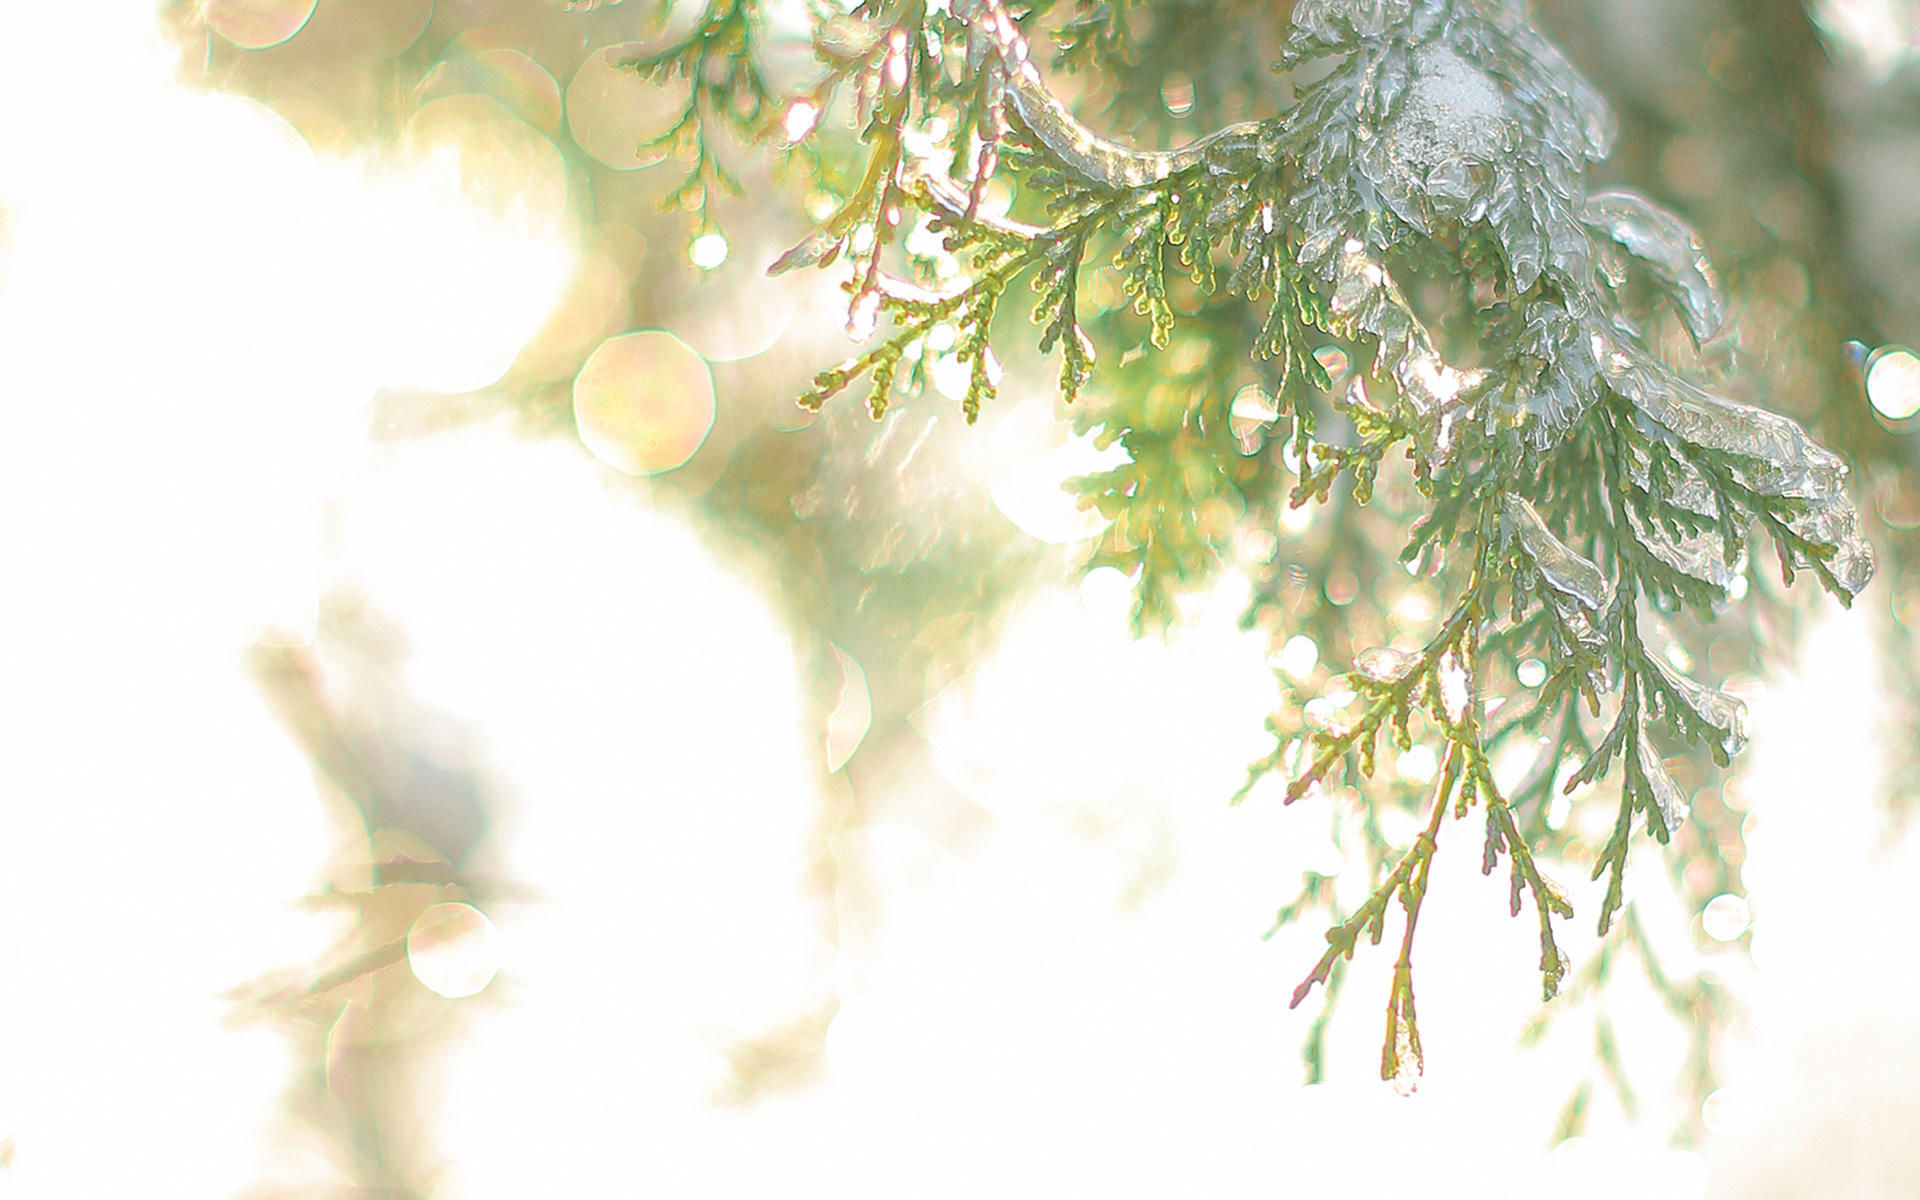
[616, 0, 795, 229]
[678, 0, 1878, 1127]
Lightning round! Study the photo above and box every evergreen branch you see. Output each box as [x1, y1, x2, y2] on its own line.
[617, 0, 792, 231]
[1248, 591, 1479, 807]
[1479, 759, 1574, 1000]
[1291, 748, 1453, 1090]
[952, 0, 1273, 189]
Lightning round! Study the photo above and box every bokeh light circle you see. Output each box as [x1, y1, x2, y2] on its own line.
[407, 902, 502, 1000]
[420, 48, 564, 136]
[513, 233, 630, 382]
[204, 0, 318, 49]
[285, 0, 432, 58]
[1701, 892, 1752, 942]
[567, 45, 692, 170]
[573, 331, 716, 475]
[1866, 346, 1920, 422]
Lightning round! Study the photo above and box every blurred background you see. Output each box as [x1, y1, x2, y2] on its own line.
[0, 0, 1915, 1196]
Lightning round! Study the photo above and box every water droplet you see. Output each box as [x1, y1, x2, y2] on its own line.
[1231, 383, 1279, 423]
[885, 29, 910, 89]
[1546, 789, 1571, 829]
[825, 644, 871, 772]
[1700, 1087, 1741, 1135]
[1518, 658, 1547, 687]
[1636, 734, 1688, 836]
[981, 346, 1005, 386]
[1232, 384, 1279, 451]
[1161, 72, 1195, 117]
[1389, 1019, 1422, 1096]
[407, 902, 501, 999]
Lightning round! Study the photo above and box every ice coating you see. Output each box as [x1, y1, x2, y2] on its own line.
[938, 0, 1872, 611]
[1436, 648, 1472, 723]
[1582, 190, 1725, 345]
[1324, 239, 1488, 472]
[1388, 44, 1512, 171]
[1621, 446, 1741, 597]
[1634, 733, 1688, 838]
[1286, 0, 1424, 49]
[1646, 655, 1749, 762]
[1627, 508, 1741, 596]
[953, 0, 1265, 188]
[1279, 0, 1619, 302]
[1601, 335, 1875, 600]
[1795, 514, 1875, 597]
[1503, 494, 1610, 615]
[1605, 342, 1834, 487]
[1354, 645, 1420, 683]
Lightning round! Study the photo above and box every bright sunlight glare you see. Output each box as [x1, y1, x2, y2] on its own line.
[0, 7, 572, 1196]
